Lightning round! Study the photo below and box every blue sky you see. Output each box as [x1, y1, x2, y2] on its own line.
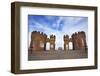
[28, 15, 88, 49]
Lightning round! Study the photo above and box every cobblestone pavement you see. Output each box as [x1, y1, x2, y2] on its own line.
[28, 50, 88, 61]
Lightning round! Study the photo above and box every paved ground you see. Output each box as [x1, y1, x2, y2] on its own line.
[28, 50, 88, 61]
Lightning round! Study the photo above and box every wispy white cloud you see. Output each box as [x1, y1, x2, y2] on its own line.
[52, 17, 63, 29]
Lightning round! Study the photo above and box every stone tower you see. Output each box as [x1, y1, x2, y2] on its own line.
[30, 31, 47, 52]
[63, 35, 69, 50]
[50, 34, 55, 50]
[78, 31, 87, 50]
[71, 31, 87, 50]
[72, 32, 78, 50]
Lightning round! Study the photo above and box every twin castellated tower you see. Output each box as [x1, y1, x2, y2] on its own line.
[30, 31, 56, 52]
[30, 31, 87, 52]
[64, 31, 87, 51]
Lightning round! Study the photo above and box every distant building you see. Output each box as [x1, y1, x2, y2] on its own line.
[58, 47, 63, 51]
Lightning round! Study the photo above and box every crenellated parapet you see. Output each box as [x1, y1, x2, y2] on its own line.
[31, 31, 47, 41]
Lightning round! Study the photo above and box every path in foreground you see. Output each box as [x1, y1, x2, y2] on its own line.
[28, 50, 88, 60]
